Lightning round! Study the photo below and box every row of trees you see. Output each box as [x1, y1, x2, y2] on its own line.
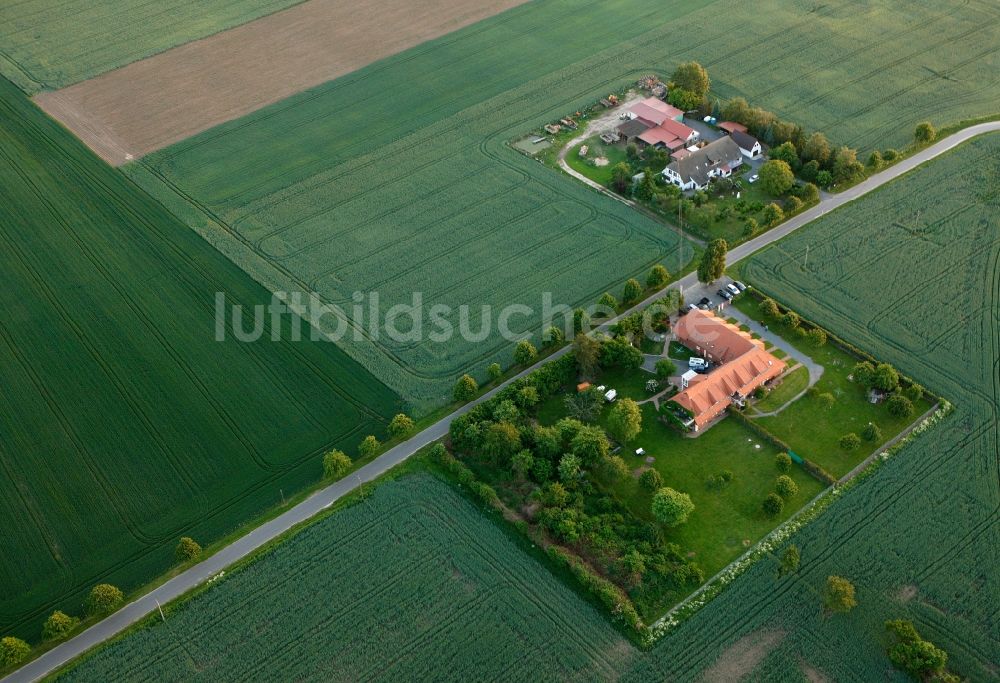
[720, 97, 866, 187]
[449, 262, 675, 406]
[0, 532, 208, 667]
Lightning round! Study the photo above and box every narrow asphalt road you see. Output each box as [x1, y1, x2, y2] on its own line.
[7, 121, 999, 683]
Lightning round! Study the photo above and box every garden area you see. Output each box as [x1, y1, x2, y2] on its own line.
[443, 321, 837, 629]
[731, 294, 936, 477]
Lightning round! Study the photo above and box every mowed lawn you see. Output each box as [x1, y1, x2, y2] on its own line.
[536, 389, 823, 593]
[0, 78, 399, 640]
[126, 0, 1000, 409]
[0, 0, 301, 92]
[731, 296, 935, 477]
[609, 407, 824, 583]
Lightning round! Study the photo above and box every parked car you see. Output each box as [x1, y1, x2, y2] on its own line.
[683, 303, 698, 314]
[726, 283, 740, 296]
[688, 357, 708, 370]
[748, 174, 759, 183]
[698, 297, 711, 306]
[733, 281, 748, 292]
[717, 288, 733, 301]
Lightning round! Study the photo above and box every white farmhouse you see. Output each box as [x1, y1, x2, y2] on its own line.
[662, 136, 743, 191]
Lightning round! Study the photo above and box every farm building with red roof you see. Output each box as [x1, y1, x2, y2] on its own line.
[668, 310, 786, 431]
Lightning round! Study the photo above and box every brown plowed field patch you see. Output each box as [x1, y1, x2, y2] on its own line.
[34, 0, 530, 165]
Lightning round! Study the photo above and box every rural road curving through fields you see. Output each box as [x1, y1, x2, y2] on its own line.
[6, 120, 999, 683]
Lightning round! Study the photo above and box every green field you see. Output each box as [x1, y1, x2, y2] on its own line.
[0, 78, 400, 640]
[0, 0, 301, 93]
[125, 0, 1000, 409]
[58, 135, 1000, 683]
[55, 474, 637, 682]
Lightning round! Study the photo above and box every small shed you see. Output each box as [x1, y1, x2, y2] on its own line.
[680, 369, 698, 389]
[718, 121, 748, 135]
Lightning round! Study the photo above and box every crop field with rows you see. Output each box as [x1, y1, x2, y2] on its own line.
[61, 136, 1000, 683]
[0, 0, 300, 92]
[0, 78, 400, 640]
[129, 0, 1000, 408]
[56, 475, 639, 682]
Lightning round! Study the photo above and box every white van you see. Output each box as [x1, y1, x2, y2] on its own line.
[688, 357, 708, 370]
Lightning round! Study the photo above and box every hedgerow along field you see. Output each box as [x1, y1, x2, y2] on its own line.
[128, 0, 1000, 410]
[59, 137, 1000, 683]
[0, 77, 400, 641]
[54, 474, 640, 682]
[0, 0, 302, 93]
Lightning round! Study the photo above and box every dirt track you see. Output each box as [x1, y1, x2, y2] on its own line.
[34, 0, 530, 165]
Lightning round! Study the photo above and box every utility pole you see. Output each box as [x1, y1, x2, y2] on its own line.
[156, 599, 165, 623]
[803, 244, 810, 270]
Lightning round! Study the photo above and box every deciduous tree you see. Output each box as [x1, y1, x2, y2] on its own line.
[564, 387, 603, 423]
[514, 339, 537, 366]
[323, 449, 352, 479]
[511, 450, 534, 480]
[389, 413, 415, 438]
[453, 374, 478, 401]
[872, 363, 900, 392]
[42, 611, 79, 641]
[768, 141, 799, 169]
[914, 121, 936, 143]
[622, 278, 643, 304]
[611, 161, 633, 194]
[775, 475, 798, 499]
[763, 202, 784, 227]
[85, 584, 124, 617]
[840, 433, 861, 450]
[887, 394, 914, 418]
[483, 422, 521, 463]
[0, 637, 30, 667]
[651, 487, 694, 526]
[639, 468, 663, 492]
[573, 333, 600, 378]
[358, 435, 380, 458]
[558, 453, 581, 483]
[543, 326, 565, 347]
[598, 292, 618, 312]
[759, 159, 795, 196]
[802, 131, 831, 165]
[655, 358, 677, 380]
[671, 61, 710, 97]
[862, 422, 882, 442]
[697, 238, 728, 283]
[886, 619, 949, 680]
[570, 425, 611, 464]
[823, 575, 857, 613]
[762, 492, 784, 517]
[607, 398, 642, 443]
[778, 545, 800, 576]
[175, 536, 202, 563]
[646, 264, 670, 289]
